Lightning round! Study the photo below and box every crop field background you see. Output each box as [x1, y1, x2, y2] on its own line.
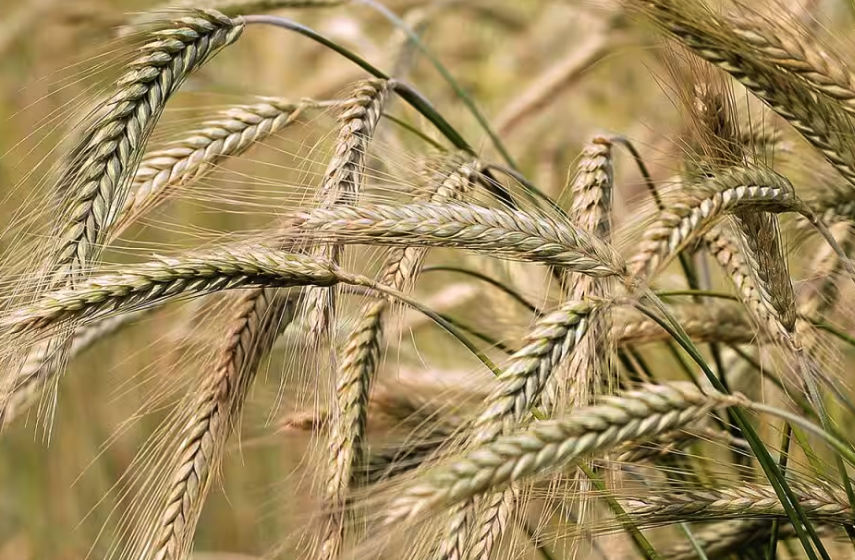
[3, 1, 855, 559]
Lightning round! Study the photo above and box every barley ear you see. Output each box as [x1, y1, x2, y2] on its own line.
[303, 79, 389, 345]
[469, 136, 616, 560]
[51, 10, 243, 286]
[113, 98, 328, 239]
[139, 290, 296, 560]
[387, 383, 748, 522]
[629, 166, 804, 282]
[319, 154, 477, 558]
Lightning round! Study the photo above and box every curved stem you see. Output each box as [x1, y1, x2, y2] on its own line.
[388, 80, 471, 152]
[382, 112, 445, 151]
[814, 321, 855, 349]
[243, 15, 471, 152]
[244, 15, 387, 76]
[357, 0, 518, 169]
[363, 279, 502, 378]
[636, 292, 831, 560]
[420, 265, 540, 314]
[654, 289, 739, 301]
[437, 313, 515, 355]
[610, 135, 662, 211]
[811, 217, 855, 283]
[747, 402, 855, 467]
[580, 463, 662, 560]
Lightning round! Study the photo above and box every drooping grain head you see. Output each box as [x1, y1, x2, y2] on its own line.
[627, 0, 855, 188]
[386, 383, 749, 523]
[132, 290, 297, 560]
[318, 151, 479, 559]
[303, 79, 389, 344]
[628, 166, 803, 282]
[112, 97, 312, 238]
[49, 10, 244, 287]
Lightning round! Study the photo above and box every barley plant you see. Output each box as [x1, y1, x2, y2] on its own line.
[8, 0, 855, 559]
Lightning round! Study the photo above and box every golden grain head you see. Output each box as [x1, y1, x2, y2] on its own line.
[4, 1, 855, 560]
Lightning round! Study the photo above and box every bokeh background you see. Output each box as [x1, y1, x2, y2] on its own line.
[1, 0, 853, 558]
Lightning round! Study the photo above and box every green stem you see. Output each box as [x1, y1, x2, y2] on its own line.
[390, 81, 471, 153]
[799, 356, 855, 550]
[382, 112, 445, 150]
[244, 15, 386, 74]
[654, 289, 738, 301]
[436, 313, 514, 355]
[635, 293, 830, 560]
[420, 265, 540, 314]
[814, 320, 855, 349]
[368, 283, 544, 421]
[679, 523, 710, 560]
[363, 280, 502, 379]
[611, 135, 661, 211]
[810, 217, 855, 284]
[484, 163, 568, 217]
[357, 0, 518, 170]
[243, 15, 471, 152]
[746, 402, 855, 466]
[766, 424, 792, 560]
[664, 341, 698, 384]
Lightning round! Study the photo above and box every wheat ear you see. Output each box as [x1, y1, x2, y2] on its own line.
[319, 155, 477, 558]
[318, 298, 384, 560]
[434, 299, 597, 559]
[727, 9, 855, 117]
[291, 200, 625, 277]
[6, 97, 307, 430]
[9, 97, 314, 424]
[303, 79, 389, 344]
[545, 135, 613, 412]
[473, 300, 598, 444]
[386, 383, 748, 523]
[732, 211, 798, 338]
[468, 136, 615, 560]
[674, 59, 801, 345]
[112, 98, 328, 238]
[629, 166, 805, 281]
[1, 247, 371, 336]
[360, 423, 750, 491]
[51, 10, 243, 285]
[625, 482, 852, 526]
[705, 227, 775, 329]
[304, 78, 388, 557]
[361, 424, 751, 489]
[142, 290, 296, 560]
[632, 0, 855, 188]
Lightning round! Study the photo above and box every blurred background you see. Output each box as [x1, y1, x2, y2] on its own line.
[1, 0, 853, 558]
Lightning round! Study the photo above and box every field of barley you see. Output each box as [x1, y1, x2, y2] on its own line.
[6, 0, 855, 559]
